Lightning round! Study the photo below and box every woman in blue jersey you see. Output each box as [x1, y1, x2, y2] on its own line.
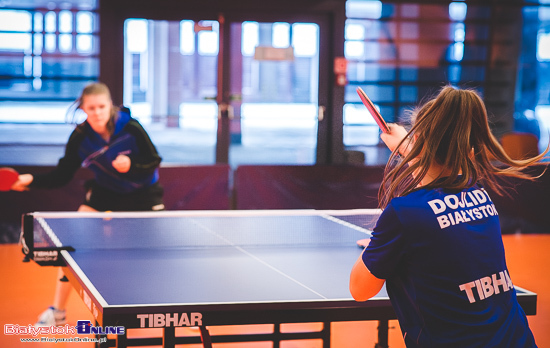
[350, 86, 546, 347]
[11, 82, 164, 326]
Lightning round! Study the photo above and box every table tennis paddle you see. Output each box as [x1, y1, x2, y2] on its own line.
[0, 167, 19, 191]
[356, 87, 390, 134]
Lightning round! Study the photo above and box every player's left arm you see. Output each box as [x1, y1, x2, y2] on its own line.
[350, 247, 386, 301]
[122, 120, 162, 174]
[350, 203, 406, 301]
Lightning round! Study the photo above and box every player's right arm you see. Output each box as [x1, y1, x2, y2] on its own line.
[11, 174, 33, 191]
[380, 124, 412, 157]
[23, 128, 85, 190]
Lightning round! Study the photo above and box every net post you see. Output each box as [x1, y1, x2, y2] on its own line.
[21, 213, 34, 262]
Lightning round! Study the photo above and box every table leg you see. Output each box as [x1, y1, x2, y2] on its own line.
[199, 326, 213, 348]
[113, 331, 126, 348]
[375, 320, 389, 348]
[322, 322, 331, 348]
[274, 323, 281, 348]
[163, 326, 176, 348]
[95, 320, 111, 348]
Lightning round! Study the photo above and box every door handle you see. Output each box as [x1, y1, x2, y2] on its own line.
[318, 105, 326, 122]
[218, 103, 234, 119]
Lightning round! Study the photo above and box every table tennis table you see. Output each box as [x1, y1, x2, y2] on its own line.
[21, 209, 537, 348]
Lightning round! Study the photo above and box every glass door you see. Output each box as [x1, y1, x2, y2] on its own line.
[123, 15, 327, 166]
[224, 20, 322, 166]
[123, 18, 220, 164]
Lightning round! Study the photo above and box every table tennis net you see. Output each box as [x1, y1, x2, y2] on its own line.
[27, 210, 380, 251]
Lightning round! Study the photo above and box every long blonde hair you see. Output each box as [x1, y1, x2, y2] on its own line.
[66, 82, 118, 134]
[379, 85, 548, 209]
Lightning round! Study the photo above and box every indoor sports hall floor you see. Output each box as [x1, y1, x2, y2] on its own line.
[1, 234, 549, 347]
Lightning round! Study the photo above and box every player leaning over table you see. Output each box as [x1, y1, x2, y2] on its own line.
[11, 82, 164, 327]
[349, 85, 547, 347]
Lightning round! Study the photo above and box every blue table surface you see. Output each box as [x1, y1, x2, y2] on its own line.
[37, 214, 381, 306]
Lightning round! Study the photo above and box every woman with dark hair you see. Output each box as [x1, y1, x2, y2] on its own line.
[11, 82, 164, 326]
[350, 86, 545, 347]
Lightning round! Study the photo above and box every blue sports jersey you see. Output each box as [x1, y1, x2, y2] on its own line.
[77, 111, 159, 193]
[362, 183, 537, 347]
[31, 110, 161, 194]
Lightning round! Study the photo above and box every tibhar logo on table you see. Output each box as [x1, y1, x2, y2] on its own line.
[137, 312, 203, 328]
[33, 250, 58, 262]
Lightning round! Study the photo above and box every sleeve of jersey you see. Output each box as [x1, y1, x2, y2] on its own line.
[362, 202, 408, 280]
[29, 129, 84, 189]
[125, 120, 162, 174]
